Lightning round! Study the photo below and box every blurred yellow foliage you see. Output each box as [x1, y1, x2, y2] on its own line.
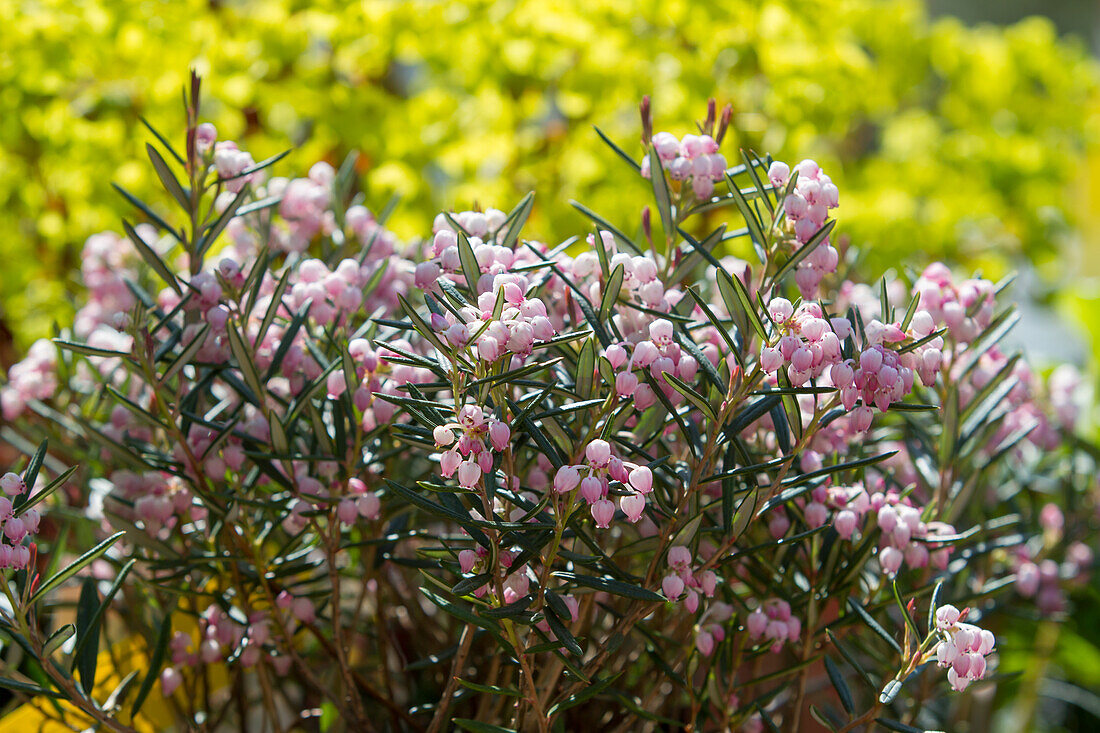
[1, 0, 1097, 349]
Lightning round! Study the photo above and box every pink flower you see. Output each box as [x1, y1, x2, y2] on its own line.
[580, 476, 604, 504]
[620, 492, 646, 523]
[662, 573, 685, 601]
[628, 465, 653, 494]
[695, 630, 715, 656]
[553, 466, 581, 494]
[591, 499, 615, 529]
[457, 461, 482, 489]
[161, 667, 182, 696]
[440, 450, 462, 478]
[586, 439, 612, 467]
[488, 421, 511, 451]
[0, 473, 25, 497]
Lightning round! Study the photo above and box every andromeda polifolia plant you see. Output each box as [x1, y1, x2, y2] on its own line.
[0, 75, 1096, 732]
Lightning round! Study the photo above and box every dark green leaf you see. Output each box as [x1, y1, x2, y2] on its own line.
[30, 531, 126, 606]
[552, 571, 664, 603]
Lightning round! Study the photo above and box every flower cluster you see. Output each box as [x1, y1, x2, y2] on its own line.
[435, 405, 513, 489]
[641, 131, 727, 199]
[604, 319, 701, 411]
[746, 599, 802, 652]
[0, 472, 38, 570]
[933, 605, 996, 692]
[661, 544, 720, 611]
[767, 159, 840, 297]
[552, 439, 653, 527]
[1, 92, 1094, 732]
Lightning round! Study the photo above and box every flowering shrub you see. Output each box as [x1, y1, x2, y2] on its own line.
[0, 79, 1097, 732]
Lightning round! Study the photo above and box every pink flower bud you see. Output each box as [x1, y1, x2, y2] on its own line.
[489, 421, 511, 452]
[633, 341, 660, 368]
[768, 511, 790, 539]
[977, 630, 995, 656]
[620, 492, 646, 523]
[326, 369, 348, 399]
[768, 298, 794, 323]
[161, 667, 182, 696]
[553, 466, 581, 494]
[586, 439, 612, 467]
[668, 545, 692, 569]
[591, 499, 615, 529]
[834, 510, 858, 540]
[662, 573, 685, 601]
[879, 546, 904, 575]
[291, 597, 316, 624]
[747, 609, 767, 638]
[634, 384, 657, 410]
[1039, 503, 1064, 532]
[0, 473, 25, 497]
[649, 319, 674, 346]
[1016, 561, 1040, 597]
[457, 461, 482, 489]
[440, 450, 462, 478]
[935, 604, 961, 631]
[768, 161, 790, 187]
[805, 502, 828, 528]
[628, 465, 653, 494]
[695, 630, 715, 656]
[459, 549, 479, 574]
[699, 570, 718, 597]
[760, 347, 783, 373]
[604, 344, 629, 369]
[356, 492, 381, 520]
[434, 425, 455, 446]
[4, 517, 26, 543]
[616, 371, 639, 397]
[337, 499, 358, 525]
[580, 476, 604, 504]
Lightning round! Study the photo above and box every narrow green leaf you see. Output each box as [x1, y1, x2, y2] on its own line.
[0, 676, 63, 699]
[113, 184, 183, 242]
[599, 264, 625, 323]
[42, 624, 75, 658]
[29, 531, 126, 607]
[226, 323, 265, 403]
[826, 628, 875, 690]
[16, 465, 76, 517]
[72, 560, 135, 684]
[594, 126, 641, 172]
[457, 230, 481, 292]
[146, 143, 189, 211]
[160, 323, 210, 385]
[569, 201, 643, 255]
[825, 656, 855, 714]
[499, 192, 535, 248]
[544, 607, 583, 656]
[199, 185, 250, 257]
[648, 147, 675, 246]
[122, 219, 181, 294]
[847, 597, 902, 654]
[716, 269, 766, 343]
[552, 571, 664, 603]
[20, 439, 48, 495]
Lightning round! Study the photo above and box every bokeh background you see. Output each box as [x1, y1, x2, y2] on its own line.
[2, 0, 1100, 728]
